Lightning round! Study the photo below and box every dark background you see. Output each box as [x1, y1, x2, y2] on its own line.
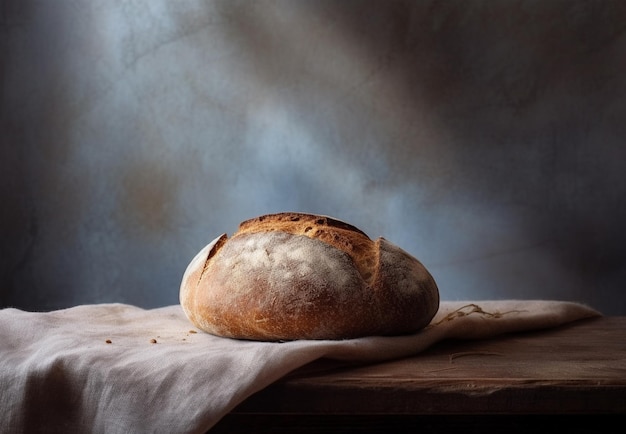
[2, 0, 625, 314]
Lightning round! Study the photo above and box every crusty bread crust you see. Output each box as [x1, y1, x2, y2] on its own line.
[180, 212, 439, 341]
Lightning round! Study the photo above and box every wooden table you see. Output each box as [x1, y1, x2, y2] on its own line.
[212, 317, 626, 433]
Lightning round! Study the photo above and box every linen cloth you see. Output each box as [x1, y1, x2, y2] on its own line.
[0, 300, 600, 433]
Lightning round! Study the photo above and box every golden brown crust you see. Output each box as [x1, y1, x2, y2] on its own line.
[180, 212, 439, 341]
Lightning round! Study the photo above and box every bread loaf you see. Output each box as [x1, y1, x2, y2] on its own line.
[180, 212, 439, 341]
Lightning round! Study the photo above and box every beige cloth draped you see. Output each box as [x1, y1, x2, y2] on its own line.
[0, 300, 600, 433]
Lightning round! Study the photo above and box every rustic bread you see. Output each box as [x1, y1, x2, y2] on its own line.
[179, 212, 439, 341]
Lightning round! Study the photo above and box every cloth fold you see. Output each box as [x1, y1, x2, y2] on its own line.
[0, 300, 600, 433]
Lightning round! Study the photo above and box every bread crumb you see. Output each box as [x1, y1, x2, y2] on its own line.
[105, 339, 112, 344]
[150, 338, 157, 344]
[189, 330, 197, 334]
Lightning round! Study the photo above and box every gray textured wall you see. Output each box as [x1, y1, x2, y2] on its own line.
[2, 0, 625, 314]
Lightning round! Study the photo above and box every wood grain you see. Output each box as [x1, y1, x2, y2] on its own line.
[233, 317, 626, 415]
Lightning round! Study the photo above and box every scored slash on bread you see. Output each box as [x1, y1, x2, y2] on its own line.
[180, 212, 440, 341]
